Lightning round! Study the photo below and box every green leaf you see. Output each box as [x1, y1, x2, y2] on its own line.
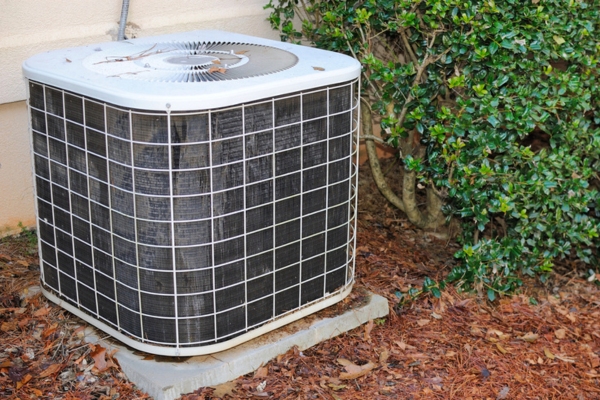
[500, 40, 514, 50]
[487, 289, 496, 302]
[487, 115, 500, 127]
[553, 35, 566, 45]
[489, 42, 499, 55]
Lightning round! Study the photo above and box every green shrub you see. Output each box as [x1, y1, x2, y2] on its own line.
[266, 0, 600, 298]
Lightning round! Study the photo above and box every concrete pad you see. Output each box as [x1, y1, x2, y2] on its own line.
[84, 291, 389, 400]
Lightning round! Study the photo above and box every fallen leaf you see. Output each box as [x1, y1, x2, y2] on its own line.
[337, 358, 354, 367]
[470, 326, 484, 337]
[212, 381, 237, 398]
[339, 361, 376, 380]
[425, 376, 443, 385]
[518, 332, 539, 342]
[555, 354, 576, 363]
[212, 59, 221, 64]
[1, 322, 17, 332]
[364, 319, 374, 341]
[328, 383, 347, 391]
[445, 351, 456, 358]
[90, 345, 108, 372]
[379, 349, 390, 365]
[254, 365, 268, 378]
[208, 66, 226, 74]
[464, 343, 472, 355]
[395, 340, 407, 351]
[496, 343, 508, 354]
[235, 50, 248, 55]
[39, 363, 62, 378]
[544, 348, 555, 360]
[16, 373, 32, 389]
[417, 319, 431, 327]
[33, 307, 51, 317]
[42, 323, 58, 338]
[554, 329, 566, 339]
[313, 66, 325, 71]
[431, 312, 442, 320]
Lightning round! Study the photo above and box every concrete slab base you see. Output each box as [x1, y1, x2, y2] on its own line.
[84, 291, 389, 400]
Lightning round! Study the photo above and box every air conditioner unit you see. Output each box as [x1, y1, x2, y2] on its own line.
[23, 30, 360, 356]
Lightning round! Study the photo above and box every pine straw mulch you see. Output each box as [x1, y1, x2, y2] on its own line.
[1, 162, 599, 399]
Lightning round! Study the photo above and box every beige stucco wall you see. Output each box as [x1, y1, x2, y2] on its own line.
[0, 0, 279, 235]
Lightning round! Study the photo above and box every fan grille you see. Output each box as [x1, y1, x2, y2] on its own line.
[29, 79, 358, 352]
[83, 41, 299, 82]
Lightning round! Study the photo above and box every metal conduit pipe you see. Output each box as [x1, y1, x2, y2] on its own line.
[117, 0, 131, 41]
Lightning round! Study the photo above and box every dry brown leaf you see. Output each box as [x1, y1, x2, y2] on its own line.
[537, 356, 544, 365]
[518, 332, 539, 342]
[16, 373, 32, 389]
[212, 381, 237, 398]
[1, 322, 16, 332]
[337, 358, 354, 367]
[496, 343, 508, 354]
[554, 329, 566, 339]
[339, 360, 376, 380]
[464, 343, 472, 355]
[445, 351, 456, 358]
[555, 354, 576, 363]
[364, 319, 374, 341]
[42, 323, 58, 338]
[544, 348, 555, 360]
[212, 59, 221, 64]
[470, 326, 484, 337]
[17, 318, 30, 329]
[208, 66, 226, 74]
[328, 383, 347, 391]
[407, 352, 430, 360]
[254, 365, 268, 378]
[90, 345, 108, 372]
[33, 307, 51, 317]
[312, 66, 325, 71]
[417, 319, 431, 327]
[395, 340, 409, 351]
[379, 349, 390, 365]
[235, 50, 248, 55]
[39, 363, 62, 378]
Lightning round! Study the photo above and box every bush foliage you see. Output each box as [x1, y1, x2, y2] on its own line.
[266, 0, 600, 298]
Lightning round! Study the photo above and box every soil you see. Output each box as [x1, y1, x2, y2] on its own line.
[1, 160, 599, 399]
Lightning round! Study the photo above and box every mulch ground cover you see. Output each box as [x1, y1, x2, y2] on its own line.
[1, 162, 599, 399]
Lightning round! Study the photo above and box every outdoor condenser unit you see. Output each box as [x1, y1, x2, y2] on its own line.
[23, 30, 360, 356]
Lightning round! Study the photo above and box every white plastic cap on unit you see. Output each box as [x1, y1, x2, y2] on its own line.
[23, 30, 361, 111]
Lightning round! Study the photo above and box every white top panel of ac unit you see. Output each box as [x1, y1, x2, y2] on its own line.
[23, 30, 361, 111]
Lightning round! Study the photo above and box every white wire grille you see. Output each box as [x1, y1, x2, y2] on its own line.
[28, 78, 359, 354]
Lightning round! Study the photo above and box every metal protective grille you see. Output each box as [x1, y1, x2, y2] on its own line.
[29, 79, 358, 350]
